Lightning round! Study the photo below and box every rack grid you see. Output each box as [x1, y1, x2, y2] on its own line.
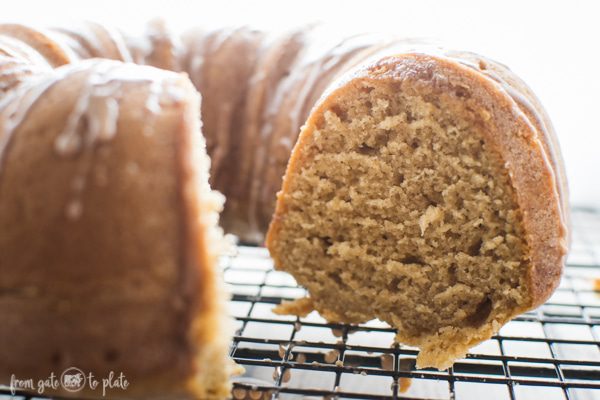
[2, 207, 600, 400]
[227, 207, 600, 400]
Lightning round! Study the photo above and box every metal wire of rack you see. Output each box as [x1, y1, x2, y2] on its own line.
[1, 207, 600, 400]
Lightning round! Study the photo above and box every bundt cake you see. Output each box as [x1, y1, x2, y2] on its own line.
[267, 51, 569, 369]
[0, 19, 568, 399]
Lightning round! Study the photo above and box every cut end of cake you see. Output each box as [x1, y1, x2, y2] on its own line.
[177, 75, 237, 398]
[267, 54, 540, 370]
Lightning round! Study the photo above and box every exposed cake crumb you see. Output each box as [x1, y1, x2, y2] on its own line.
[272, 297, 314, 317]
[282, 368, 292, 383]
[324, 349, 339, 363]
[232, 387, 247, 400]
[400, 378, 412, 393]
[392, 378, 413, 394]
[278, 344, 286, 358]
[248, 388, 265, 400]
[398, 358, 413, 393]
[296, 353, 307, 364]
[331, 328, 343, 338]
[380, 354, 394, 371]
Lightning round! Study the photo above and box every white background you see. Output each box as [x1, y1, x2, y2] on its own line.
[4, 0, 600, 207]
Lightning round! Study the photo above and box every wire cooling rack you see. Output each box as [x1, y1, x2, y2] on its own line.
[227, 207, 600, 400]
[1, 207, 599, 400]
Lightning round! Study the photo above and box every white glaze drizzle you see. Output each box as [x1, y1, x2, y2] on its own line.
[0, 70, 65, 159]
[100, 24, 134, 63]
[54, 60, 179, 220]
[0, 35, 53, 67]
[0, 54, 182, 221]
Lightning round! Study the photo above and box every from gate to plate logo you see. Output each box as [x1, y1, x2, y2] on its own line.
[9, 367, 129, 397]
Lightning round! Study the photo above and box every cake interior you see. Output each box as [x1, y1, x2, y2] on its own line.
[270, 78, 532, 368]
